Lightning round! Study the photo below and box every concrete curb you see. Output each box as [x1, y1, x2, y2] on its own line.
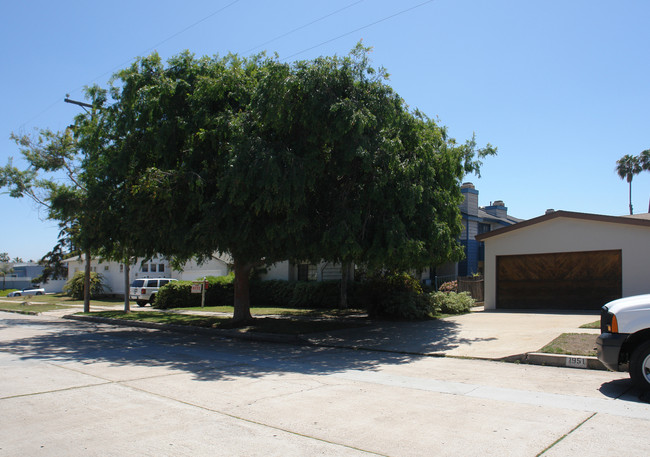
[501, 352, 607, 371]
[60, 314, 611, 372]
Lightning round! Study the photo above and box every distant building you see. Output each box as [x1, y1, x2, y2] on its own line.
[1, 262, 65, 292]
[430, 182, 523, 287]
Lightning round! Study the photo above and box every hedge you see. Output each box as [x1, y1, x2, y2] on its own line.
[153, 273, 474, 319]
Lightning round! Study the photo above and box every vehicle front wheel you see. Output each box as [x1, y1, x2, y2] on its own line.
[630, 340, 650, 391]
[35, 292, 43, 295]
[136, 301, 146, 307]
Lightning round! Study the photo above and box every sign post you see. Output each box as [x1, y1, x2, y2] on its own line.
[191, 278, 208, 308]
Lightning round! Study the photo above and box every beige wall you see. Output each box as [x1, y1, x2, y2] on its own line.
[483, 217, 650, 309]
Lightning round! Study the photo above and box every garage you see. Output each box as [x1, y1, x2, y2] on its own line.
[496, 250, 622, 310]
[477, 211, 650, 311]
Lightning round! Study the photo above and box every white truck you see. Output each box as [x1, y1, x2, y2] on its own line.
[597, 294, 650, 391]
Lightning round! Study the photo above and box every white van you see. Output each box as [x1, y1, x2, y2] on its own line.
[129, 278, 176, 307]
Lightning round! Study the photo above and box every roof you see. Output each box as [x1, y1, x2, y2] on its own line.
[475, 210, 650, 241]
[477, 208, 524, 226]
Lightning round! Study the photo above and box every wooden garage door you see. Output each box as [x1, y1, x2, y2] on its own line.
[496, 250, 622, 310]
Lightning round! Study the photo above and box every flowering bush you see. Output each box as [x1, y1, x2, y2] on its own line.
[438, 280, 458, 293]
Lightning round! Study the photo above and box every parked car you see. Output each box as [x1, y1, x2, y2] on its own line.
[597, 294, 650, 391]
[129, 278, 176, 307]
[7, 287, 45, 297]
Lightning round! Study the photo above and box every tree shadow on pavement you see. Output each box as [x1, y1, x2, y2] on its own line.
[0, 313, 495, 383]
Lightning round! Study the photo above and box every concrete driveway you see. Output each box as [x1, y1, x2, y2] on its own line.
[305, 308, 600, 360]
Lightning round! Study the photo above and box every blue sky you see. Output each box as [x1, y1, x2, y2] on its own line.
[2, 0, 649, 261]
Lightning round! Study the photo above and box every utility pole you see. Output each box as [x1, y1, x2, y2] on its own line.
[64, 97, 94, 313]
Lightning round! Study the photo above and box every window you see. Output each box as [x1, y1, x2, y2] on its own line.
[478, 223, 491, 235]
[104, 265, 110, 271]
[150, 264, 157, 273]
[119, 264, 124, 273]
[159, 279, 169, 286]
[142, 264, 149, 272]
[145, 280, 158, 287]
[158, 264, 165, 272]
[297, 264, 317, 281]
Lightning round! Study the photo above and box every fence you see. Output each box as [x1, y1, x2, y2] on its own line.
[458, 276, 484, 302]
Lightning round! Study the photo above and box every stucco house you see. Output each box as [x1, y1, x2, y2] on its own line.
[476, 210, 650, 310]
[64, 256, 174, 295]
[64, 255, 346, 296]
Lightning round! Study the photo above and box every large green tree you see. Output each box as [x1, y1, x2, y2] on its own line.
[86, 46, 494, 324]
[249, 45, 495, 308]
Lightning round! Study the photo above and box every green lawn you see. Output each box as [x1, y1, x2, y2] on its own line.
[82, 310, 370, 335]
[539, 333, 598, 357]
[1, 293, 124, 307]
[0, 302, 75, 314]
[579, 320, 600, 329]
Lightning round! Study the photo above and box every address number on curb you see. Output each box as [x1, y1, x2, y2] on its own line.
[566, 357, 588, 369]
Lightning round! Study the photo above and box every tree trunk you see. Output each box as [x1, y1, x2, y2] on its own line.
[123, 261, 130, 313]
[84, 249, 91, 313]
[232, 260, 253, 325]
[629, 181, 633, 215]
[339, 261, 350, 310]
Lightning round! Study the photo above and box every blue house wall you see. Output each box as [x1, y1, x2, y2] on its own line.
[458, 183, 521, 276]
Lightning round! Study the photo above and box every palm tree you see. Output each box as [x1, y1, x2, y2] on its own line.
[640, 150, 650, 213]
[616, 154, 642, 215]
[640, 149, 650, 171]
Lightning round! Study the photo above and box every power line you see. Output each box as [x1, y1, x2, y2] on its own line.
[18, 1, 243, 129]
[79, 0, 243, 93]
[241, 1, 365, 55]
[282, 0, 436, 61]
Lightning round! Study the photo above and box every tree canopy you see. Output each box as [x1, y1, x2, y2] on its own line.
[64, 45, 495, 323]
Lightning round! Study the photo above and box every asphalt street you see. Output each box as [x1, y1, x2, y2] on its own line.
[1, 311, 649, 456]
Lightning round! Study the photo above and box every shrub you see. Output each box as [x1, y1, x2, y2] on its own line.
[356, 272, 434, 320]
[0, 289, 19, 297]
[438, 280, 458, 293]
[250, 280, 295, 307]
[153, 281, 198, 309]
[289, 281, 340, 309]
[431, 291, 474, 315]
[154, 274, 234, 309]
[63, 271, 108, 299]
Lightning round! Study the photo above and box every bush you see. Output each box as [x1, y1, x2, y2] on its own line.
[63, 271, 108, 299]
[154, 274, 235, 309]
[438, 280, 458, 293]
[355, 272, 434, 320]
[431, 291, 474, 315]
[289, 281, 340, 309]
[250, 280, 295, 307]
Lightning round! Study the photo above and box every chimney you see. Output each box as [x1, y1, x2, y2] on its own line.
[460, 182, 479, 217]
[484, 200, 508, 219]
